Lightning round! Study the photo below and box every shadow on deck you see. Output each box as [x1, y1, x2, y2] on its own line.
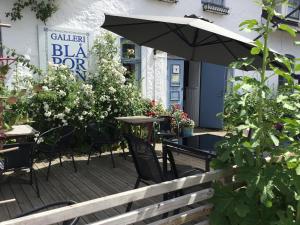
[0, 147, 207, 225]
[0, 152, 162, 225]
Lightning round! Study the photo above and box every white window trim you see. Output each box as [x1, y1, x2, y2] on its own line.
[278, 2, 300, 22]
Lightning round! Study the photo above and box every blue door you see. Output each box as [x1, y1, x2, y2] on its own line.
[167, 59, 184, 108]
[199, 62, 227, 129]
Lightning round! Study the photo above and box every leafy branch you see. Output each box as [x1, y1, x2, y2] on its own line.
[6, 0, 58, 24]
[210, 0, 300, 224]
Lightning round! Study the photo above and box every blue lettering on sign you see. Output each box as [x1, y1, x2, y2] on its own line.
[50, 32, 88, 80]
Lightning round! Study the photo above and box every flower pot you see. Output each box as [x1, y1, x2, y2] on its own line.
[182, 127, 194, 137]
[7, 96, 17, 105]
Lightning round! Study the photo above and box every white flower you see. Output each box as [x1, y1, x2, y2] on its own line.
[108, 87, 116, 94]
[62, 119, 68, 125]
[35, 137, 44, 144]
[43, 103, 49, 111]
[58, 90, 66, 97]
[114, 109, 118, 113]
[78, 116, 84, 121]
[55, 113, 65, 120]
[44, 111, 51, 117]
[42, 86, 49, 91]
[65, 107, 71, 113]
[82, 111, 88, 115]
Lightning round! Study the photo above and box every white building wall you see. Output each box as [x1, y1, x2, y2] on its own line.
[1, 0, 300, 108]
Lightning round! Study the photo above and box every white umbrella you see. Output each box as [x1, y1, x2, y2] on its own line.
[102, 14, 274, 68]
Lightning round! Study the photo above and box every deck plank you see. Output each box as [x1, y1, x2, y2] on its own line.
[0, 152, 205, 225]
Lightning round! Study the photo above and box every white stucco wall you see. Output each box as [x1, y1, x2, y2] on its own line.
[1, 0, 300, 108]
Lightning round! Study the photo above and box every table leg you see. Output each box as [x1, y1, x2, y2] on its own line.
[162, 144, 168, 175]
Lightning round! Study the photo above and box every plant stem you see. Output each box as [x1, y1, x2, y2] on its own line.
[256, 1, 274, 167]
[297, 200, 300, 224]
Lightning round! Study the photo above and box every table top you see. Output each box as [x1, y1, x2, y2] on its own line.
[115, 116, 164, 125]
[163, 134, 224, 157]
[4, 125, 37, 138]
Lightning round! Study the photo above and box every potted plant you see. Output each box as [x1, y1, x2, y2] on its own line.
[181, 118, 195, 137]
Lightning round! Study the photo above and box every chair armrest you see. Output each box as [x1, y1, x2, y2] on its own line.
[0, 147, 19, 154]
[0, 199, 16, 205]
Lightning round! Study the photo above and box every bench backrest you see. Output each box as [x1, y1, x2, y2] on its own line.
[0, 169, 234, 225]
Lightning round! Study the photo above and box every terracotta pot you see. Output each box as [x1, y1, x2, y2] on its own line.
[7, 96, 17, 105]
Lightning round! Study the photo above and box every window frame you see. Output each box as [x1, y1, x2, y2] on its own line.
[120, 38, 142, 81]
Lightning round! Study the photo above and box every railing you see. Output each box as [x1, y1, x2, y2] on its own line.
[0, 169, 234, 225]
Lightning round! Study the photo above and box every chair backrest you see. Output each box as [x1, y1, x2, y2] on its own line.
[16, 200, 79, 225]
[125, 134, 164, 183]
[87, 122, 121, 144]
[56, 126, 76, 149]
[2, 143, 34, 170]
[158, 116, 173, 133]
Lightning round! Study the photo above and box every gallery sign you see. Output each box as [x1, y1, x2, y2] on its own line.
[38, 26, 90, 80]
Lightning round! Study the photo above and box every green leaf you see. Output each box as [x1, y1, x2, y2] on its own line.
[269, 132, 279, 146]
[295, 64, 300, 72]
[278, 24, 297, 37]
[235, 202, 250, 217]
[251, 47, 261, 55]
[296, 164, 300, 175]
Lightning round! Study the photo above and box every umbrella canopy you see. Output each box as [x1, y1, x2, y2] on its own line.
[102, 14, 272, 68]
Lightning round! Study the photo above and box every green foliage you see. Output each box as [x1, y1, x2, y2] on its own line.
[6, 0, 58, 24]
[23, 65, 95, 131]
[88, 32, 145, 123]
[211, 0, 300, 224]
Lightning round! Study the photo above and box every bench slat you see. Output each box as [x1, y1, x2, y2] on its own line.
[147, 204, 213, 225]
[0, 169, 232, 225]
[194, 220, 209, 225]
[90, 188, 214, 225]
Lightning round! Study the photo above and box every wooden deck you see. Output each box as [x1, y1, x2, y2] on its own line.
[0, 149, 206, 225]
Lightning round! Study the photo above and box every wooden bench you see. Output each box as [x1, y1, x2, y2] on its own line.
[0, 169, 234, 225]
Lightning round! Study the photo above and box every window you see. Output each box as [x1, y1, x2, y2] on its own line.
[120, 38, 141, 81]
[201, 0, 229, 15]
[287, 0, 300, 20]
[202, 0, 225, 6]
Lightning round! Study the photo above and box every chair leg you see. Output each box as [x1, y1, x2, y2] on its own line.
[110, 148, 116, 168]
[71, 153, 77, 173]
[59, 153, 63, 167]
[29, 166, 33, 185]
[33, 169, 40, 198]
[121, 147, 126, 160]
[46, 158, 52, 181]
[126, 178, 140, 212]
[87, 151, 92, 165]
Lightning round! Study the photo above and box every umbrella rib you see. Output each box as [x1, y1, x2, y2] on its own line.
[191, 28, 199, 59]
[197, 39, 232, 47]
[215, 35, 238, 60]
[194, 34, 215, 46]
[171, 24, 193, 47]
[102, 21, 159, 28]
[140, 24, 187, 45]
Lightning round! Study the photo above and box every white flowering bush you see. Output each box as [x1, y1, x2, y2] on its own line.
[27, 64, 95, 131]
[88, 32, 145, 122]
